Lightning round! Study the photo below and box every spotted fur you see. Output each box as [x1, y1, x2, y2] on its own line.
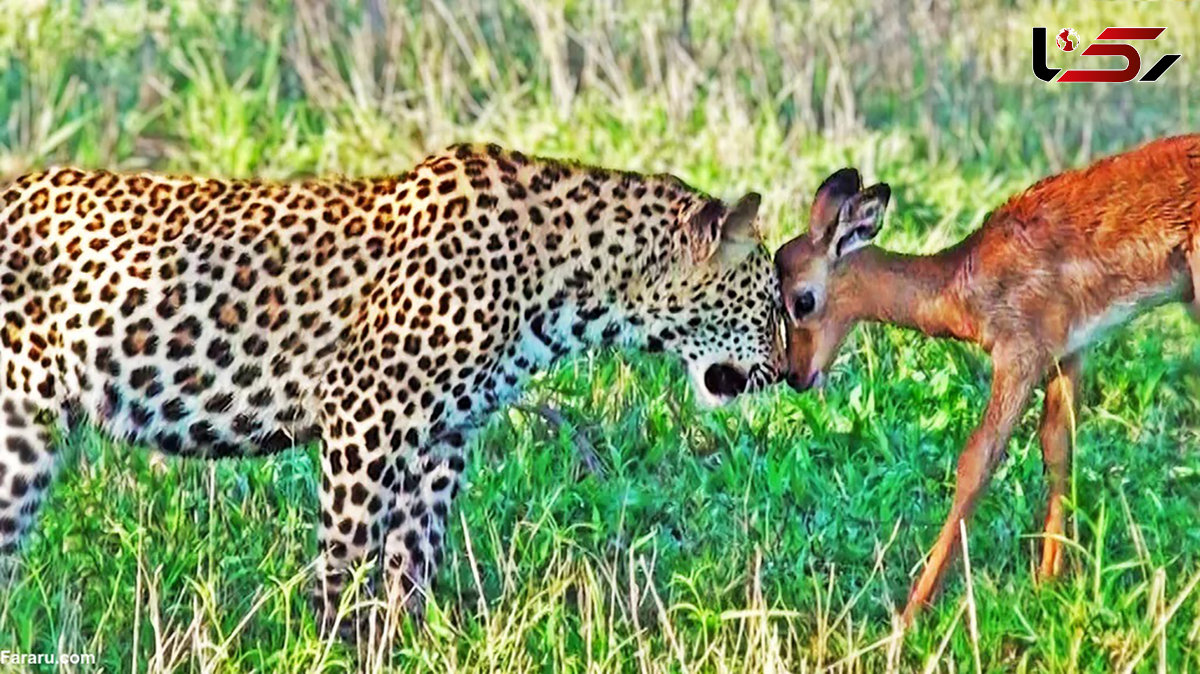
[0, 144, 781, 636]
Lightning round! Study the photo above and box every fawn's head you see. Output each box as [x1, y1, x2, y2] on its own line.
[774, 168, 890, 392]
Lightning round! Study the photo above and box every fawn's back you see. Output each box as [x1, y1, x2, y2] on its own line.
[956, 134, 1200, 354]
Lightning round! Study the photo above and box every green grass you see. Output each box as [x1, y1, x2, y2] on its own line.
[3, 0, 1200, 671]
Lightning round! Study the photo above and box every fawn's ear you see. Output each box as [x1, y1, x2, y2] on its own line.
[829, 183, 890, 260]
[688, 192, 761, 265]
[807, 168, 862, 245]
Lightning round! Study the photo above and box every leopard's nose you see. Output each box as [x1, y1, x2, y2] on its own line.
[703, 363, 748, 398]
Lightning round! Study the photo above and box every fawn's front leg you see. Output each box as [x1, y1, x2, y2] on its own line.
[902, 349, 1041, 624]
[1038, 354, 1082, 580]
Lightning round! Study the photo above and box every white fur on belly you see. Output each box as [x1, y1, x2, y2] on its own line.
[1064, 283, 1180, 355]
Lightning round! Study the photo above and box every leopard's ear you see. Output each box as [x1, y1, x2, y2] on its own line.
[688, 192, 761, 265]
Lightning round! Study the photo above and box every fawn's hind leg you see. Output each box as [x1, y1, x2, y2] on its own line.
[1189, 240, 1200, 321]
[1038, 354, 1082, 580]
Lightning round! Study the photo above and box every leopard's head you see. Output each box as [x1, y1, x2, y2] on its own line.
[637, 192, 784, 408]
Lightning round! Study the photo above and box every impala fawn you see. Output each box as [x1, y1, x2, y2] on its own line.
[775, 134, 1200, 623]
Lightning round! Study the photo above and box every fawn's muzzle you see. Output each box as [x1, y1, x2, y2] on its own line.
[785, 370, 821, 393]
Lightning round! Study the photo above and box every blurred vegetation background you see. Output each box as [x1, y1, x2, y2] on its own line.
[2, 1, 1200, 672]
[4, 0, 1197, 235]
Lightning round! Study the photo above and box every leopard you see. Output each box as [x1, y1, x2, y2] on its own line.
[0, 143, 783, 638]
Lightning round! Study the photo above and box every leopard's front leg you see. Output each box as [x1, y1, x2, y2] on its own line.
[312, 359, 394, 641]
[380, 426, 471, 628]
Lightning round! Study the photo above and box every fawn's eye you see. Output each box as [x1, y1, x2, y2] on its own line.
[790, 289, 816, 321]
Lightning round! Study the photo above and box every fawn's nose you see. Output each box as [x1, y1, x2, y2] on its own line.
[785, 370, 823, 393]
[785, 371, 810, 392]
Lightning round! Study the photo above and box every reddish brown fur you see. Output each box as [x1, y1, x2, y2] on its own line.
[775, 134, 1200, 623]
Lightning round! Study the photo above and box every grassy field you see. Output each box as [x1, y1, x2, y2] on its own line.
[3, 0, 1200, 671]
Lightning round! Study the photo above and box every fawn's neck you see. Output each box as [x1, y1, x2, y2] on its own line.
[833, 246, 978, 343]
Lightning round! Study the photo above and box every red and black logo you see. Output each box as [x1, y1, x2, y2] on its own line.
[1033, 27, 1181, 83]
